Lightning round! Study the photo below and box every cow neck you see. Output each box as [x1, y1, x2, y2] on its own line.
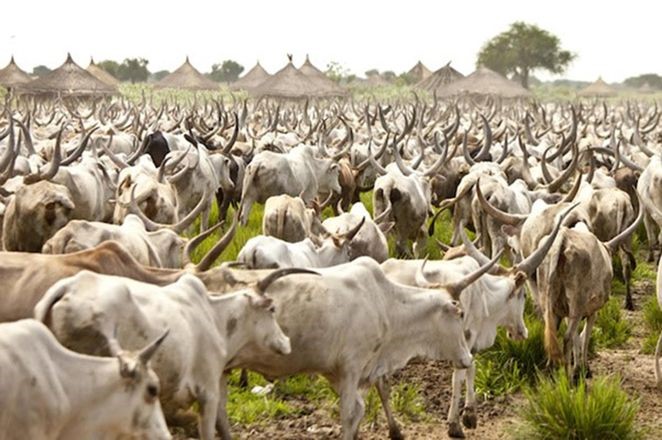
[208, 292, 252, 362]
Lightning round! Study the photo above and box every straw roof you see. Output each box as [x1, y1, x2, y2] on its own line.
[0, 56, 33, 89]
[298, 55, 347, 97]
[230, 61, 271, 91]
[252, 57, 323, 99]
[407, 61, 432, 82]
[155, 57, 219, 91]
[415, 61, 464, 93]
[87, 58, 120, 87]
[578, 77, 616, 97]
[18, 54, 117, 97]
[436, 66, 531, 99]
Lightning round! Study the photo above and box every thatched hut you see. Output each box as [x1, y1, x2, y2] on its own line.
[436, 67, 531, 99]
[577, 77, 616, 98]
[415, 61, 464, 93]
[298, 55, 347, 97]
[155, 57, 219, 91]
[86, 58, 120, 87]
[407, 61, 432, 83]
[230, 61, 271, 92]
[0, 56, 33, 90]
[252, 56, 322, 99]
[18, 53, 117, 98]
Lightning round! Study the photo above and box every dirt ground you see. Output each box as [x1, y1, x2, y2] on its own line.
[175, 275, 661, 440]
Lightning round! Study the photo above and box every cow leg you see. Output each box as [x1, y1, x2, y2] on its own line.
[655, 330, 662, 389]
[197, 390, 220, 440]
[337, 375, 364, 440]
[579, 314, 596, 378]
[462, 362, 477, 429]
[238, 368, 249, 388]
[619, 245, 635, 310]
[201, 206, 211, 233]
[239, 199, 254, 225]
[447, 368, 466, 438]
[216, 374, 232, 440]
[644, 214, 658, 262]
[375, 377, 403, 440]
[563, 317, 580, 381]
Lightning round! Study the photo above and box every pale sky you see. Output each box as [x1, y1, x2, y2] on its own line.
[2, 0, 660, 83]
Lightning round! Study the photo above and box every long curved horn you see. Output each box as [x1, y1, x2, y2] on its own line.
[341, 216, 365, 241]
[183, 222, 224, 264]
[474, 114, 492, 161]
[255, 267, 320, 295]
[476, 178, 527, 226]
[25, 124, 64, 184]
[222, 112, 239, 154]
[138, 328, 170, 365]
[445, 249, 503, 299]
[458, 223, 502, 274]
[194, 210, 239, 272]
[392, 138, 414, 176]
[515, 202, 579, 276]
[461, 132, 476, 166]
[61, 126, 98, 166]
[129, 186, 208, 233]
[427, 182, 476, 236]
[367, 138, 388, 176]
[373, 204, 392, 224]
[545, 139, 578, 193]
[99, 134, 128, 169]
[605, 196, 645, 252]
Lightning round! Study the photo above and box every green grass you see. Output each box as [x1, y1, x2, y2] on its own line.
[514, 371, 640, 440]
[593, 297, 632, 349]
[225, 371, 301, 424]
[642, 296, 662, 354]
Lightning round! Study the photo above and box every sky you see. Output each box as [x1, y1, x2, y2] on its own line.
[2, 0, 660, 83]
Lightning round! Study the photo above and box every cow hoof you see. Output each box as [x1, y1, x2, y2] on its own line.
[584, 366, 593, 379]
[389, 425, 405, 440]
[462, 410, 477, 429]
[624, 298, 634, 311]
[448, 421, 465, 438]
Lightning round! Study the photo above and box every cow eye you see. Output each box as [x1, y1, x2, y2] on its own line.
[268, 305, 276, 313]
[146, 384, 159, 399]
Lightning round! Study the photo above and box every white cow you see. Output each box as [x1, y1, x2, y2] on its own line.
[262, 194, 327, 244]
[35, 268, 308, 440]
[0, 319, 170, 439]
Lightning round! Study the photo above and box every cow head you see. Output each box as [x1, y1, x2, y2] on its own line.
[318, 159, 342, 195]
[317, 217, 365, 265]
[242, 291, 291, 356]
[107, 330, 171, 439]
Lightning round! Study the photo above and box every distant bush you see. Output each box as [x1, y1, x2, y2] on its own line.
[514, 372, 640, 440]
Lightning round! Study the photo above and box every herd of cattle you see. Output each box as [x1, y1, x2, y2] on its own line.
[0, 94, 661, 439]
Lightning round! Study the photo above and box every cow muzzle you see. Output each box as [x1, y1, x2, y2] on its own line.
[271, 336, 291, 356]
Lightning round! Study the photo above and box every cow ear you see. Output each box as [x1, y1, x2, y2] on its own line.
[245, 292, 273, 309]
[512, 270, 528, 288]
[501, 225, 520, 237]
[442, 301, 464, 318]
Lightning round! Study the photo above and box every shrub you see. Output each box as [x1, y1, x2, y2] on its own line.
[514, 372, 640, 440]
[593, 297, 632, 349]
[642, 296, 662, 354]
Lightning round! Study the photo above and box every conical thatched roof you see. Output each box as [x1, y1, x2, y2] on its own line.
[578, 77, 616, 97]
[230, 61, 271, 91]
[436, 66, 531, 99]
[415, 61, 464, 93]
[298, 55, 347, 97]
[252, 57, 323, 99]
[87, 58, 120, 87]
[155, 57, 219, 91]
[18, 54, 117, 97]
[0, 56, 33, 89]
[407, 61, 432, 82]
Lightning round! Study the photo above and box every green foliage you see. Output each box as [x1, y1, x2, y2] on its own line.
[117, 58, 150, 83]
[391, 383, 426, 421]
[477, 21, 575, 89]
[0, 86, 6, 101]
[97, 60, 121, 78]
[226, 371, 300, 424]
[209, 60, 244, 83]
[624, 73, 662, 90]
[325, 61, 351, 83]
[642, 296, 662, 354]
[475, 316, 548, 398]
[150, 70, 170, 81]
[514, 371, 640, 440]
[32, 65, 51, 77]
[364, 69, 379, 78]
[593, 297, 632, 349]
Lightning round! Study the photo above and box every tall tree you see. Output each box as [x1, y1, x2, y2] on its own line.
[32, 65, 51, 77]
[477, 22, 575, 89]
[97, 60, 121, 78]
[208, 60, 244, 82]
[117, 58, 150, 83]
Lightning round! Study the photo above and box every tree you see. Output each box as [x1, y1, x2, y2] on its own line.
[477, 22, 575, 89]
[208, 60, 244, 83]
[151, 70, 170, 81]
[117, 58, 150, 83]
[97, 60, 121, 78]
[365, 69, 379, 78]
[32, 65, 51, 77]
[325, 61, 351, 83]
[381, 71, 397, 82]
[624, 73, 662, 90]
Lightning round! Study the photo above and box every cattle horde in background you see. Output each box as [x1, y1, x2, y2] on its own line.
[0, 91, 660, 440]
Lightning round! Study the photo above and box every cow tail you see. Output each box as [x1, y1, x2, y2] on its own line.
[542, 233, 565, 365]
[277, 205, 287, 239]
